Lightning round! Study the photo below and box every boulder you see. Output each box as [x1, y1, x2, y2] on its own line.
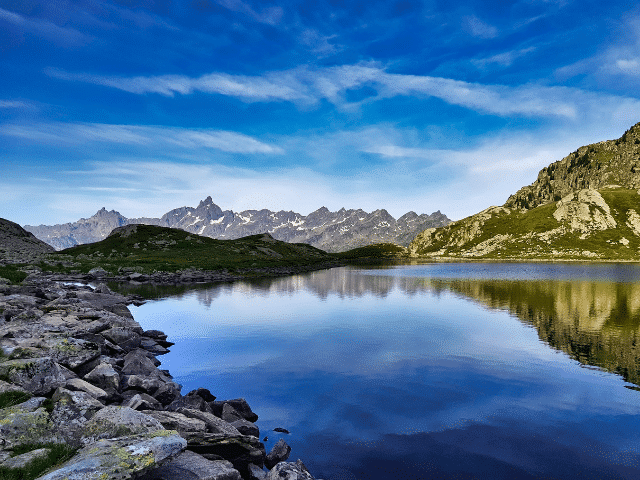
[83, 362, 120, 393]
[266, 460, 315, 480]
[211, 399, 258, 422]
[36, 431, 186, 480]
[0, 447, 51, 469]
[0, 357, 67, 395]
[0, 401, 61, 448]
[122, 350, 162, 376]
[122, 393, 162, 411]
[167, 395, 214, 414]
[185, 432, 266, 475]
[137, 450, 241, 480]
[50, 387, 105, 447]
[221, 403, 243, 423]
[41, 337, 101, 370]
[65, 377, 108, 401]
[265, 439, 291, 469]
[140, 337, 170, 355]
[231, 419, 259, 437]
[101, 327, 141, 351]
[121, 374, 167, 394]
[178, 408, 241, 435]
[153, 382, 182, 406]
[248, 463, 268, 480]
[143, 410, 207, 435]
[188, 388, 216, 402]
[82, 406, 163, 444]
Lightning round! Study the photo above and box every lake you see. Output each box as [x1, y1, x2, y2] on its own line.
[129, 262, 640, 479]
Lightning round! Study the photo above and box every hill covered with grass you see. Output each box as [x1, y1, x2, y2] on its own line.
[53, 224, 335, 275]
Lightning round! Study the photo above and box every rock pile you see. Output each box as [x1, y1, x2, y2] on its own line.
[0, 279, 318, 480]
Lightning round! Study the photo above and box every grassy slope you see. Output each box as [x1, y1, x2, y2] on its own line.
[412, 188, 640, 260]
[45, 225, 335, 275]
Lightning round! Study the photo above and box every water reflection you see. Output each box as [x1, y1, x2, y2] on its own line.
[435, 278, 640, 386]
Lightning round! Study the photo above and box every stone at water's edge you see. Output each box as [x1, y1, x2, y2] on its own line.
[266, 460, 315, 480]
[137, 450, 242, 480]
[265, 439, 291, 470]
[36, 432, 187, 480]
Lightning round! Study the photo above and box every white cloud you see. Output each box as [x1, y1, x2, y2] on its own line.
[463, 15, 498, 39]
[47, 62, 640, 122]
[472, 47, 536, 69]
[0, 122, 284, 154]
[0, 100, 33, 109]
[215, 0, 283, 25]
[0, 7, 89, 45]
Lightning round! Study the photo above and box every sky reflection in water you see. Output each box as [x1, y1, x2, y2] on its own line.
[130, 264, 640, 479]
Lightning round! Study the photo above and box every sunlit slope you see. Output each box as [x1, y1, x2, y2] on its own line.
[58, 224, 333, 273]
[410, 187, 640, 259]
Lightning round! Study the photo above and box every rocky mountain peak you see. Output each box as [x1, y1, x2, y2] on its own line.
[505, 122, 640, 211]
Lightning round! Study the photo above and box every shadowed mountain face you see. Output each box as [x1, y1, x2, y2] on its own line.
[0, 217, 56, 264]
[24, 197, 450, 252]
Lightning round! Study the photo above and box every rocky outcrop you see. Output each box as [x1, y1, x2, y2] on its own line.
[0, 279, 318, 480]
[0, 218, 55, 264]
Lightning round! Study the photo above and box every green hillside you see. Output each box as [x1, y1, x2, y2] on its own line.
[53, 224, 334, 274]
[410, 187, 640, 260]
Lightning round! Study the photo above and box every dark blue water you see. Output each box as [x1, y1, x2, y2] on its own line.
[130, 264, 640, 479]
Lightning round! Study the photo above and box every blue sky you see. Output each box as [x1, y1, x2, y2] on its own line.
[2, 0, 640, 226]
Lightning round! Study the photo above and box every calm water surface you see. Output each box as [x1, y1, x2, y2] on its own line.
[130, 263, 640, 479]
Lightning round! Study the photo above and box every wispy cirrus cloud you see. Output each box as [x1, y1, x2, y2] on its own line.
[0, 7, 89, 45]
[47, 62, 640, 121]
[463, 15, 499, 39]
[472, 47, 537, 69]
[0, 122, 283, 154]
[214, 0, 283, 25]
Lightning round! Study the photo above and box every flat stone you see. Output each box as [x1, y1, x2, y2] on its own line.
[122, 393, 162, 411]
[1, 447, 51, 469]
[101, 327, 141, 350]
[137, 450, 242, 480]
[37, 431, 186, 480]
[65, 377, 108, 401]
[143, 410, 207, 435]
[184, 432, 266, 474]
[211, 399, 258, 422]
[231, 419, 259, 437]
[81, 406, 163, 444]
[178, 408, 241, 435]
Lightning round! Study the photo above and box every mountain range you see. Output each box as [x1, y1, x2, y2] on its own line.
[24, 200, 450, 253]
[410, 121, 640, 260]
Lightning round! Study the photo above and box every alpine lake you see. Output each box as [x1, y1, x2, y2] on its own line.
[116, 262, 640, 479]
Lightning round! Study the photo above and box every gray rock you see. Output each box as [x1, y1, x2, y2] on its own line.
[121, 374, 167, 394]
[137, 450, 242, 480]
[184, 432, 266, 475]
[211, 399, 258, 422]
[41, 336, 101, 370]
[248, 463, 268, 480]
[1, 447, 51, 469]
[0, 357, 67, 395]
[37, 431, 186, 480]
[50, 387, 106, 447]
[266, 460, 315, 480]
[88, 268, 108, 278]
[178, 408, 241, 435]
[121, 350, 161, 376]
[221, 403, 243, 423]
[265, 439, 291, 470]
[231, 419, 259, 437]
[0, 403, 60, 448]
[188, 388, 216, 402]
[140, 337, 169, 355]
[0, 379, 28, 394]
[83, 362, 120, 393]
[143, 410, 207, 435]
[122, 393, 162, 411]
[101, 327, 141, 351]
[82, 406, 163, 444]
[65, 377, 108, 401]
[167, 395, 214, 414]
[153, 382, 182, 405]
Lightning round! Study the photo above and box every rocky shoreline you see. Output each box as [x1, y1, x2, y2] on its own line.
[0, 275, 321, 480]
